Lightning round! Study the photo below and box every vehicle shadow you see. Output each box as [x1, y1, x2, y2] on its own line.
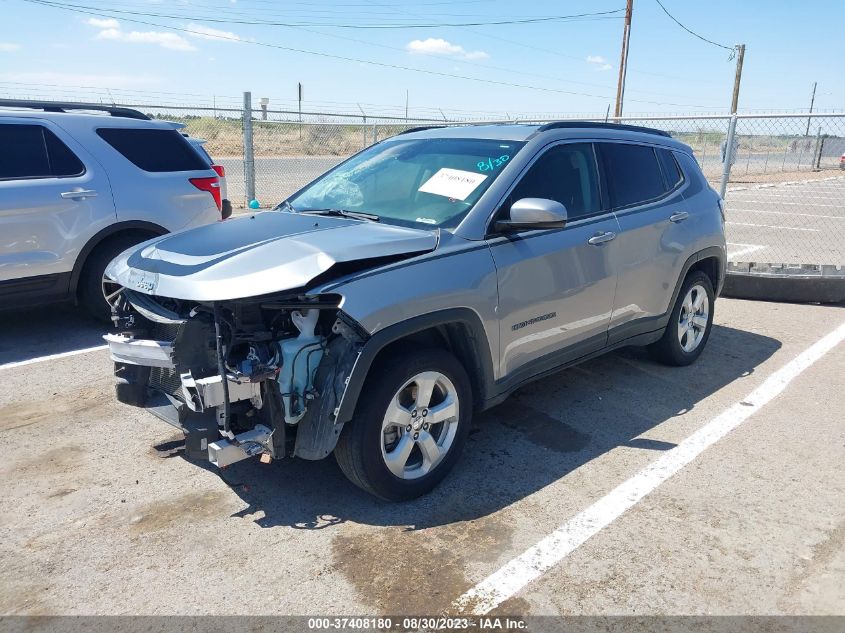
[168, 323, 781, 530]
[0, 304, 108, 365]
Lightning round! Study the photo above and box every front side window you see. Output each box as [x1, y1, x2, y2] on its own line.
[600, 143, 665, 209]
[505, 143, 601, 220]
[97, 128, 209, 172]
[0, 124, 84, 180]
[287, 137, 525, 229]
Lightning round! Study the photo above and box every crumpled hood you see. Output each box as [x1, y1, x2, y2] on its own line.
[106, 211, 438, 301]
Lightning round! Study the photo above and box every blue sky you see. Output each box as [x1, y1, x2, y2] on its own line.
[0, 0, 843, 118]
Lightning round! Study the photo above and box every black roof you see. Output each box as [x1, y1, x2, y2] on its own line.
[0, 99, 150, 120]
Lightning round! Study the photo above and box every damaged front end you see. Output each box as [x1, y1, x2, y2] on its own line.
[105, 288, 364, 467]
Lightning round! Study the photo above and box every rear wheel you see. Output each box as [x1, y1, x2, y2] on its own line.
[79, 234, 148, 322]
[649, 270, 714, 366]
[334, 347, 473, 501]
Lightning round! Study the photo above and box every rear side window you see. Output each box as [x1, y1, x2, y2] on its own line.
[97, 128, 209, 172]
[0, 124, 85, 180]
[600, 143, 665, 209]
[657, 148, 683, 190]
[507, 143, 601, 220]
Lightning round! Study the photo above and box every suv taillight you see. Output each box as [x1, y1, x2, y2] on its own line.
[211, 164, 225, 178]
[190, 176, 222, 211]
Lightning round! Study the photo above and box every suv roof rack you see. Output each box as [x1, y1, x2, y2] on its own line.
[536, 121, 671, 137]
[0, 99, 150, 120]
[397, 125, 447, 135]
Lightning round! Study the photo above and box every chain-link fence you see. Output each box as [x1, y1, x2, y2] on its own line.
[123, 97, 844, 271]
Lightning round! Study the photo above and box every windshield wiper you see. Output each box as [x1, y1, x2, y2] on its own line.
[277, 200, 296, 213]
[299, 208, 380, 222]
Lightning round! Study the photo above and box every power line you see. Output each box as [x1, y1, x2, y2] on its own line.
[18, 0, 724, 110]
[21, 0, 626, 29]
[20, 0, 623, 101]
[653, 0, 734, 52]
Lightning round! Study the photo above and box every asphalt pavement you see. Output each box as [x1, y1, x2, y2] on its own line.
[1, 298, 843, 617]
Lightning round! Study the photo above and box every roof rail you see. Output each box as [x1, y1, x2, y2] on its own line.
[535, 121, 671, 137]
[0, 99, 150, 120]
[397, 125, 447, 135]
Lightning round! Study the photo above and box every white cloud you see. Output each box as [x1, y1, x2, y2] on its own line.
[0, 42, 21, 52]
[85, 16, 195, 51]
[96, 28, 196, 51]
[586, 55, 612, 71]
[406, 38, 488, 61]
[186, 23, 241, 41]
[86, 17, 120, 29]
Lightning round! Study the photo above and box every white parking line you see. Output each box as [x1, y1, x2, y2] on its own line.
[726, 243, 765, 259]
[0, 344, 108, 371]
[728, 208, 844, 220]
[727, 200, 841, 208]
[452, 320, 845, 615]
[725, 221, 820, 232]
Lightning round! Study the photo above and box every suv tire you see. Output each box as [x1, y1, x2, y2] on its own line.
[649, 270, 715, 366]
[334, 347, 473, 501]
[79, 234, 147, 322]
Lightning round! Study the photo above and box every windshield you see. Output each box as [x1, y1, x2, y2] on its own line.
[286, 137, 525, 229]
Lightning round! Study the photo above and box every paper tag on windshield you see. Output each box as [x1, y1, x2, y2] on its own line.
[418, 168, 487, 201]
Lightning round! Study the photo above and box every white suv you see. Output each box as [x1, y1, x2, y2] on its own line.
[0, 99, 225, 319]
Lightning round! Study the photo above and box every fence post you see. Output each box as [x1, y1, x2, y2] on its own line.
[718, 114, 738, 199]
[812, 127, 822, 170]
[243, 91, 256, 204]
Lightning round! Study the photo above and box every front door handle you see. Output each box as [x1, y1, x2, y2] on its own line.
[588, 231, 616, 245]
[669, 211, 689, 223]
[60, 189, 98, 200]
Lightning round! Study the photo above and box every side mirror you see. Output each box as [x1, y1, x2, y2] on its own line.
[494, 198, 568, 232]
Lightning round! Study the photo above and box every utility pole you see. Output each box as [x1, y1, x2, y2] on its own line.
[719, 43, 746, 199]
[613, 0, 634, 118]
[805, 81, 817, 136]
[405, 89, 409, 122]
[729, 43, 745, 114]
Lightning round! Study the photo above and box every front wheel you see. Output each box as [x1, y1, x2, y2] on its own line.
[649, 271, 715, 366]
[334, 348, 473, 501]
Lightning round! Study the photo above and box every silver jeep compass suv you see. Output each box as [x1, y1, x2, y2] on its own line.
[104, 122, 726, 501]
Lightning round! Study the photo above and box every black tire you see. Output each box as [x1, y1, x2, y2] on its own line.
[649, 270, 715, 366]
[334, 347, 473, 501]
[79, 234, 147, 322]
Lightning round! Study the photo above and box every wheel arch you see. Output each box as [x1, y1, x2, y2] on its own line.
[335, 308, 495, 424]
[70, 221, 168, 295]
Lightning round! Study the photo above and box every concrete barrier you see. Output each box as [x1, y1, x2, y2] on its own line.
[723, 263, 845, 304]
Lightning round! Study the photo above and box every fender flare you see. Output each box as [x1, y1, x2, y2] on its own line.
[334, 307, 495, 424]
[70, 220, 168, 292]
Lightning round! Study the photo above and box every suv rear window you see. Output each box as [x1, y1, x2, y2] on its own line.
[0, 124, 85, 180]
[96, 128, 208, 172]
[600, 143, 665, 209]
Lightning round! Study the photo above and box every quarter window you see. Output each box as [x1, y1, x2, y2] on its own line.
[600, 143, 665, 209]
[0, 124, 85, 180]
[506, 143, 600, 219]
[96, 128, 209, 172]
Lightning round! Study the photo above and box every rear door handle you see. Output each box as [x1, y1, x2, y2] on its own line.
[669, 211, 689, 223]
[588, 231, 616, 245]
[60, 189, 98, 200]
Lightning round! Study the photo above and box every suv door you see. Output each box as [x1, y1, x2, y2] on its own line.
[487, 142, 619, 380]
[0, 120, 116, 298]
[597, 142, 694, 343]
